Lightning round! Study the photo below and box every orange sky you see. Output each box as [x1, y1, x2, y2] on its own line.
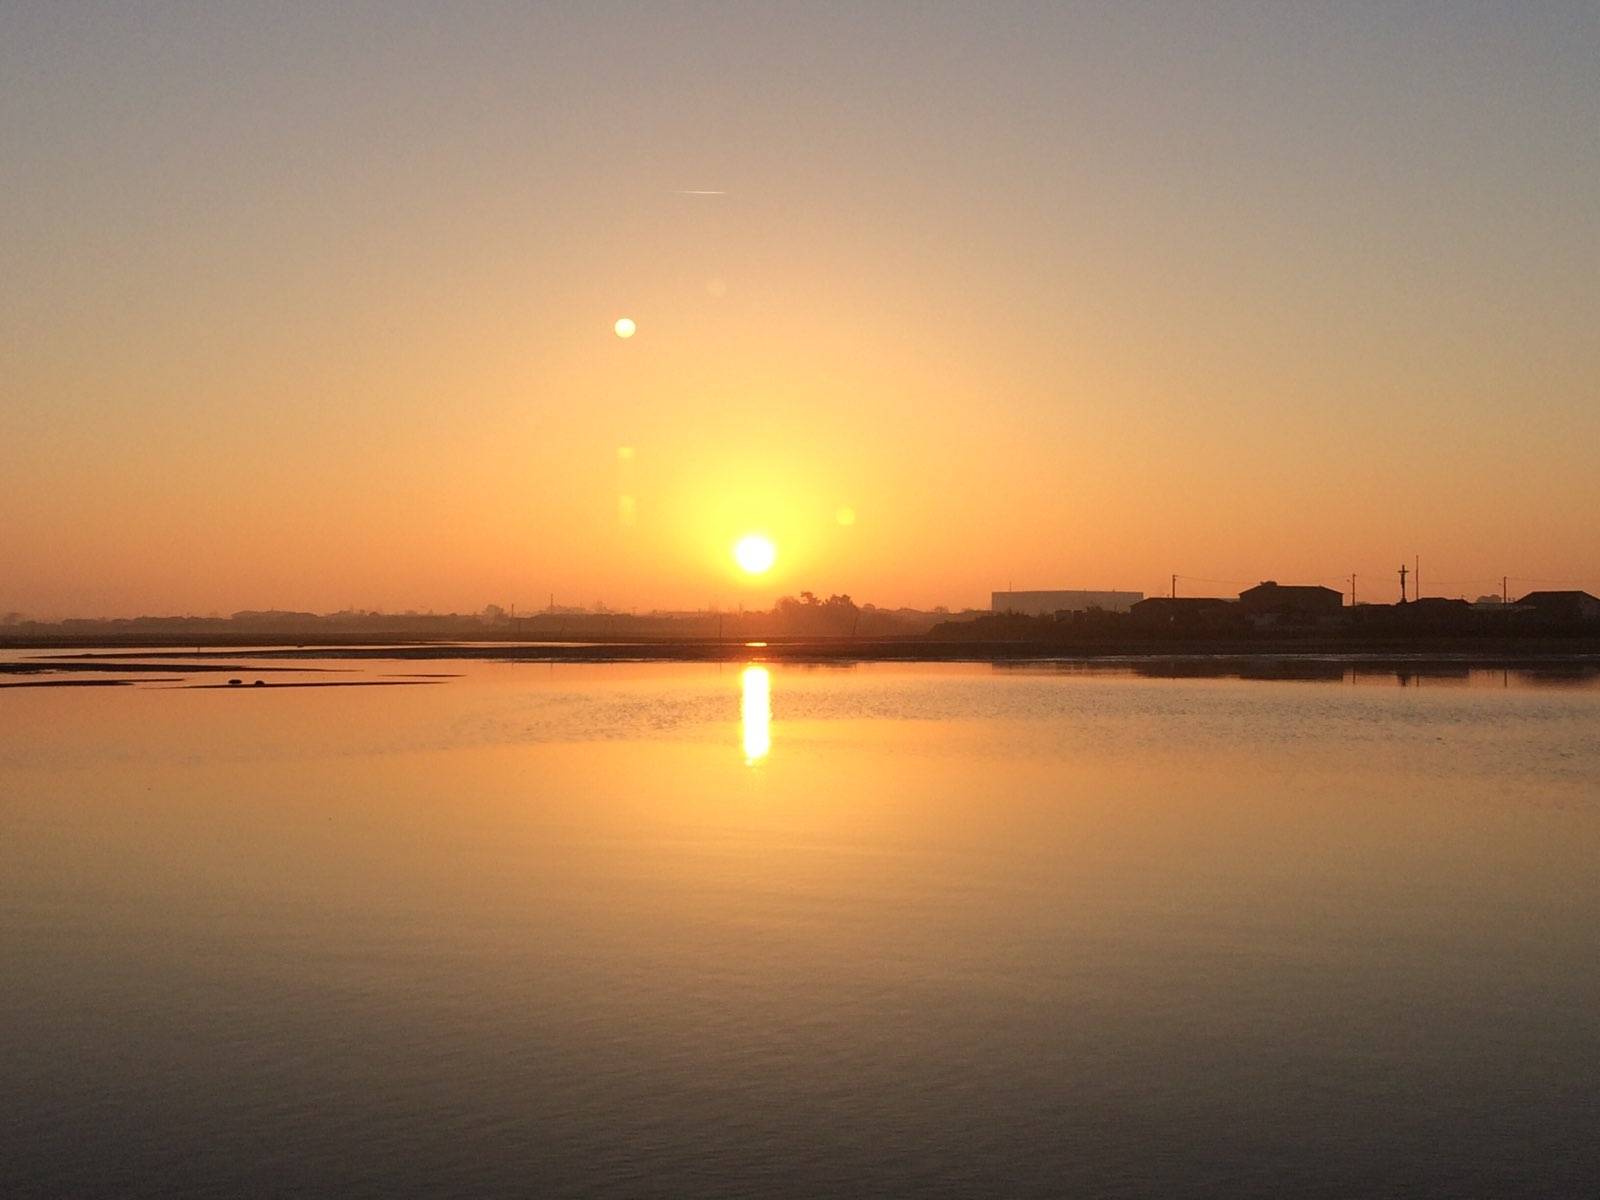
[3, 4, 1597, 617]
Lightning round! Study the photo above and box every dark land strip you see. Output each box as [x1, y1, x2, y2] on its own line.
[0, 678, 183, 688]
[183, 680, 445, 689]
[31, 636, 1600, 669]
[0, 661, 340, 675]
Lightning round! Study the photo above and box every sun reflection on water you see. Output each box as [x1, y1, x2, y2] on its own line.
[741, 665, 771, 764]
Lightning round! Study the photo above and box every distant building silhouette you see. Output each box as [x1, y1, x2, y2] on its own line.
[992, 589, 1142, 616]
[1238, 581, 1343, 618]
[1515, 590, 1600, 622]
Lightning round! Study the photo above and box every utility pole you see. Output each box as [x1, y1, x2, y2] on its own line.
[1349, 573, 1356, 607]
[1502, 576, 1508, 607]
[1398, 563, 1409, 604]
[1171, 574, 1177, 599]
[1415, 555, 1421, 601]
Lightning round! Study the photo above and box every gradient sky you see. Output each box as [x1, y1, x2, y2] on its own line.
[4, 1, 1597, 617]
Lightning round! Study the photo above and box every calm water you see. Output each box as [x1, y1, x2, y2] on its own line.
[4, 656, 1599, 1197]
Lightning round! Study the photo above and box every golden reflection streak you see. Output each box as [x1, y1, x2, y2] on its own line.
[741, 665, 771, 764]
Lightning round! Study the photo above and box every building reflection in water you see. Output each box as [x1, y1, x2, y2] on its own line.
[741, 665, 771, 763]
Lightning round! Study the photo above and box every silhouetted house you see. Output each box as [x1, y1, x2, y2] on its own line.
[1237, 581, 1343, 619]
[1514, 591, 1600, 623]
[1128, 597, 1240, 632]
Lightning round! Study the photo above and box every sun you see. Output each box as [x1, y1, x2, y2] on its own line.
[733, 534, 777, 575]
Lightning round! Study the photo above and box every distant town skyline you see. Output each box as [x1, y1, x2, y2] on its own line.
[9, 569, 1600, 627]
[7, 552, 1600, 623]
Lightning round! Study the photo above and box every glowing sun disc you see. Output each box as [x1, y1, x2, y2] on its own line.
[733, 534, 777, 575]
[613, 317, 636, 338]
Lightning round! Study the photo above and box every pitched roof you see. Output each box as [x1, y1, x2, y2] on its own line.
[1240, 581, 1341, 596]
[1515, 590, 1600, 604]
